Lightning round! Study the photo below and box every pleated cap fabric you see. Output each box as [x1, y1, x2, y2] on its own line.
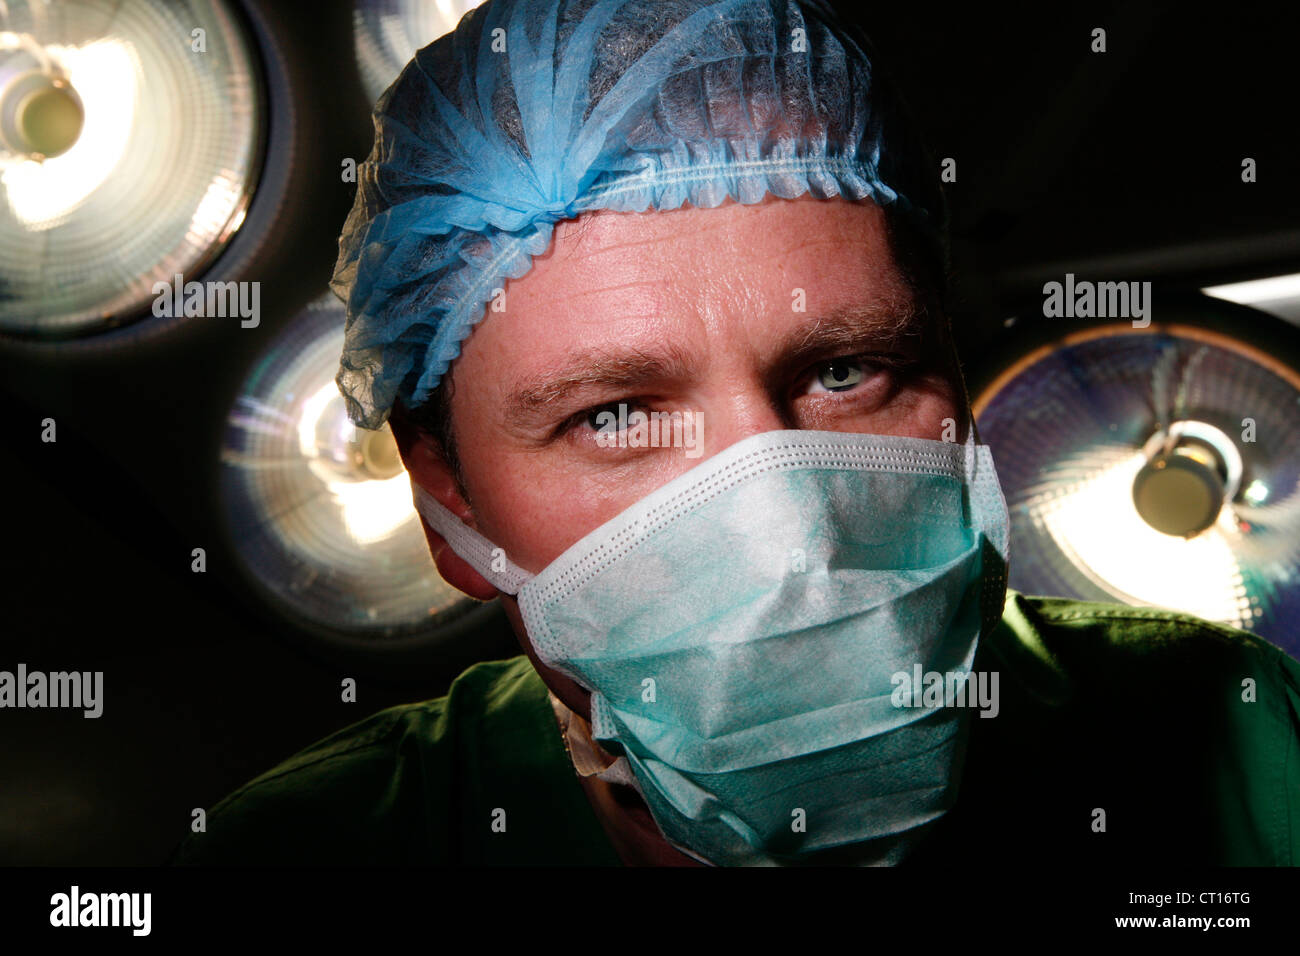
[331, 0, 945, 430]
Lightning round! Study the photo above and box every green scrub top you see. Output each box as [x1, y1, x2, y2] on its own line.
[171, 590, 1300, 866]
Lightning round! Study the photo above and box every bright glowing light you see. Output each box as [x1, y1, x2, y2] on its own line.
[1243, 479, 1270, 506]
[1034, 451, 1253, 628]
[298, 382, 413, 545]
[2, 39, 138, 226]
[1203, 273, 1300, 306]
[330, 473, 417, 546]
[297, 381, 342, 458]
[355, 0, 487, 102]
[185, 174, 243, 248]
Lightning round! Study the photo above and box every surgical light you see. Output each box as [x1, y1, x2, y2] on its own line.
[974, 314, 1300, 655]
[219, 291, 473, 643]
[353, 0, 485, 104]
[0, 0, 263, 338]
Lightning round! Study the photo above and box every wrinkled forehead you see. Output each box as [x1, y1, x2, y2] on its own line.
[501, 197, 932, 341]
[446, 196, 950, 410]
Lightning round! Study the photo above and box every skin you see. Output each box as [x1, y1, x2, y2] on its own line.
[391, 194, 969, 865]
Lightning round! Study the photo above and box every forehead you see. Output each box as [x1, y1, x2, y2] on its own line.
[449, 195, 917, 401]
[533, 195, 903, 308]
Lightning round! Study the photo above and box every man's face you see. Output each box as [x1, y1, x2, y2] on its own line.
[403, 194, 967, 714]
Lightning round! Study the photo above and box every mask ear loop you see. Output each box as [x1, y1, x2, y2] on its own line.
[410, 479, 532, 595]
[960, 413, 1012, 639]
[411, 469, 644, 787]
[963, 412, 979, 478]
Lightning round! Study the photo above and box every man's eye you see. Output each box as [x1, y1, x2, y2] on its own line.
[557, 401, 640, 437]
[811, 359, 867, 393]
[803, 354, 913, 398]
[582, 402, 635, 432]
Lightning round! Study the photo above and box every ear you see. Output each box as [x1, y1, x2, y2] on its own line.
[388, 407, 499, 602]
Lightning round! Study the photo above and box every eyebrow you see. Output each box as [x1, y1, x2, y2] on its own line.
[783, 300, 929, 368]
[503, 343, 697, 430]
[501, 299, 930, 430]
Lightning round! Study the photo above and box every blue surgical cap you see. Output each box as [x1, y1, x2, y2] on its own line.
[332, 0, 945, 430]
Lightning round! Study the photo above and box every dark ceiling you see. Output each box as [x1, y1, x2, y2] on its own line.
[854, 1, 1299, 311]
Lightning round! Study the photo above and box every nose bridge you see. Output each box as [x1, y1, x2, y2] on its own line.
[700, 386, 790, 458]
